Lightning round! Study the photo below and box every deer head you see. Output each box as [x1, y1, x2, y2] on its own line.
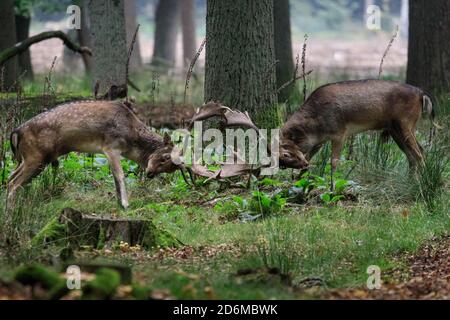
[146, 132, 179, 178]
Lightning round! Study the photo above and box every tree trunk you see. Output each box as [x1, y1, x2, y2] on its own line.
[205, 0, 279, 128]
[15, 14, 33, 81]
[88, 0, 128, 96]
[407, 0, 450, 93]
[124, 0, 142, 72]
[152, 0, 180, 69]
[274, 0, 295, 103]
[180, 0, 197, 67]
[0, 0, 19, 91]
[78, 0, 92, 74]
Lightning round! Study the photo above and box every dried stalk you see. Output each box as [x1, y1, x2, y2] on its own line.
[378, 25, 399, 79]
[184, 38, 206, 104]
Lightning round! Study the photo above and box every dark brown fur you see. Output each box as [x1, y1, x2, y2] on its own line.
[279, 80, 434, 171]
[7, 100, 178, 209]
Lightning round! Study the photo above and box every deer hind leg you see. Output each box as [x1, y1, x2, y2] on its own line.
[104, 149, 129, 209]
[390, 123, 424, 169]
[6, 158, 46, 210]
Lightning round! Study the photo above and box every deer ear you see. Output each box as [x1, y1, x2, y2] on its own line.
[163, 132, 172, 145]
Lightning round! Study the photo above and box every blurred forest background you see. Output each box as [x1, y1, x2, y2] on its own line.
[2, 0, 410, 86]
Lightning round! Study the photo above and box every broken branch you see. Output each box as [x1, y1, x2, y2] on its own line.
[0, 31, 91, 65]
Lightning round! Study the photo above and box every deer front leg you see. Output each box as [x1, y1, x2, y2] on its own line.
[103, 150, 129, 209]
[330, 138, 344, 192]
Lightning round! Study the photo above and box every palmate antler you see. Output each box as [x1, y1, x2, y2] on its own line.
[185, 102, 261, 179]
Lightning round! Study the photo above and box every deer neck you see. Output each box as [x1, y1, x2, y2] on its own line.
[282, 114, 318, 154]
[127, 131, 165, 169]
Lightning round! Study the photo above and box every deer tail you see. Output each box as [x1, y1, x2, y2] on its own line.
[422, 94, 441, 143]
[10, 130, 21, 163]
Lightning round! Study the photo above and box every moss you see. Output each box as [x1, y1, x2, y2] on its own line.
[30, 217, 67, 247]
[14, 264, 68, 299]
[131, 284, 152, 300]
[141, 220, 182, 249]
[82, 268, 121, 299]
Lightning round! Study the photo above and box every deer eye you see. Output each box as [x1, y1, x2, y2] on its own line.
[282, 152, 291, 158]
[163, 154, 171, 161]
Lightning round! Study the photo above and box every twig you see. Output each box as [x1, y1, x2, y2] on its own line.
[125, 24, 140, 101]
[277, 70, 313, 94]
[184, 38, 206, 104]
[301, 34, 308, 102]
[378, 25, 399, 79]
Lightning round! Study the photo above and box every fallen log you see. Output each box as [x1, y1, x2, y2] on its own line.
[31, 208, 181, 250]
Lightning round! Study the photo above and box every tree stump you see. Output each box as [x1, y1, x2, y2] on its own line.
[32, 208, 181, 250]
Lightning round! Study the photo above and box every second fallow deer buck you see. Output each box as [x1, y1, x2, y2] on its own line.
[279, 80, 437, 175]
[7, 100, 181, 210]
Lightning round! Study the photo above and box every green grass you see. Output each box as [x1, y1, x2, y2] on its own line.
[0, 75, 449, 300]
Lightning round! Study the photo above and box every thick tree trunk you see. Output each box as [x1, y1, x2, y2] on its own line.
[0, 0, 19, 91]
[407, 0, 450, 93]
[78, 0, 92, 74]
[15, 15, 33, 81]
[180, 0, 197, 67]
[274, 0, 295, 103]
[152, 0, 180, 69]
[205, 0, 279, 128]
[88, 0, 128, 96]
[124, 0, 142, 72]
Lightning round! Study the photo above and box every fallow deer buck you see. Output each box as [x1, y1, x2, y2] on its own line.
[278, 80, 437, 174]
[7, 100, 181, 210]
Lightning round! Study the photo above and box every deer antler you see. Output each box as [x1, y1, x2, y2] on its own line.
[188, 102, 231, 130]
[184, 102, 262, 180]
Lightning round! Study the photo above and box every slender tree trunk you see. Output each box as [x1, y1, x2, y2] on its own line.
[15, 14, 33, 81]
[0, 0, 19, 91]
[274, 0, 295, 103]
[407, 0, 450, 93]
[205, 0, 279, 128]
[180, 0, 197, 67]
[124, 0, 142, 71]
[78, 0, 92, 74]
[88, 0, 128, 96]
[152, 0, 180, 69]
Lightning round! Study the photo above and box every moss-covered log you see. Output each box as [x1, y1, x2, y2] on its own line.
[32, 208, 181, 250]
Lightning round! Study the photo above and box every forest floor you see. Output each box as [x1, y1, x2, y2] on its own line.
[329, 235, 450, 299]
[0, 78, 448, 300]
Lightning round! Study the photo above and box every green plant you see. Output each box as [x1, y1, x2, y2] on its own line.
[250, 191, 286, 217]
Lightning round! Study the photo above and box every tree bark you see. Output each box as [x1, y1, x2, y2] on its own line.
[180, 0, 197, 67]
[124, 0, 142, 72]
[407, 0, 450, 93]
[152, 0, 180, 69]
[15, 14, 34, 81]
[205, 0, 279, 128]
[0, 0, 19, 91]
[274, 0, 295, 103]
[88, 0, 128, 96]
[78, 0, 92, 74]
